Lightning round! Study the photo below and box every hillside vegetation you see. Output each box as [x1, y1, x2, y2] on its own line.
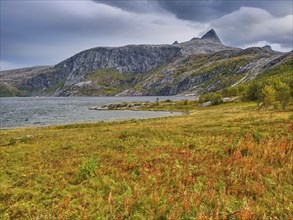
[1, 102, 292, 219]
[198, 58, 293, 109]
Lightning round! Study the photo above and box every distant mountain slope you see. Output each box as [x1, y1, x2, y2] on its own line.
[0, 29, 290, 97]
[0, 66, 52, 96]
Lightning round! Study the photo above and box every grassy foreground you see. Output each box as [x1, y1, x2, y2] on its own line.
[0, 102, 292, 219]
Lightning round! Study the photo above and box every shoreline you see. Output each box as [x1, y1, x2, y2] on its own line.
[0, 96, 193, 130]
[0, 110, 183, 130]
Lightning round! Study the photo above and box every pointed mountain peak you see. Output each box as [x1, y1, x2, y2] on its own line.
[172, 40, 179, 45]
[262, 45, 272, 51]
[201, 29, 222, 44]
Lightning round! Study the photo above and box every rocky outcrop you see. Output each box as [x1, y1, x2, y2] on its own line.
[90, 102, 149, 110]
[174, 38, 235, 56]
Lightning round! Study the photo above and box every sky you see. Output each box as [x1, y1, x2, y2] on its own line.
[1, 0, 292, 71]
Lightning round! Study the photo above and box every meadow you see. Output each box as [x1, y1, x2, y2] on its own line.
[0, 102, 292, 219]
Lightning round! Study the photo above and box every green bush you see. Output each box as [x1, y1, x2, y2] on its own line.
[260, 85, 276, 109]
[78, 160, 97, 180]
[221, 87, 239, 97]
[210, 93, 223, 105]
[275, 82, 291, 110]
[199, 93, 223, 105]
[243, 78, 292, 110]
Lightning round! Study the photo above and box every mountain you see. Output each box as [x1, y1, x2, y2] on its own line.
[0, 29, 291, 97]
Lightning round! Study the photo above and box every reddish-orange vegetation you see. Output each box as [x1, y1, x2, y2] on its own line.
[0, 102, 292, 219]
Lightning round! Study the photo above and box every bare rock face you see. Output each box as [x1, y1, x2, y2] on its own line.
[55, 45, 182, 86]
[57, 45, 182, 74]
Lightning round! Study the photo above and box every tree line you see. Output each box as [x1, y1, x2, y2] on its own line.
[199, 79, 292, 110]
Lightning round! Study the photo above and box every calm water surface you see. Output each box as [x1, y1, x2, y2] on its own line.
[0, 96, 191, 129]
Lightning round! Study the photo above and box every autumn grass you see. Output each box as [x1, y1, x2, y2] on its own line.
[0, 102, 292, 219]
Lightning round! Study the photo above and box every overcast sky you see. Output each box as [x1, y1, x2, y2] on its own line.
[1, 0, 292, 70]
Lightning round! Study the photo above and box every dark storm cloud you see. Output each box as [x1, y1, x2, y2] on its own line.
[92, 0, 293, 22]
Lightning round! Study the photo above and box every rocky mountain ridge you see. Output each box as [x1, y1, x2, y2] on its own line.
[0, 29, 291, 97]
[120, 48, 291, 96]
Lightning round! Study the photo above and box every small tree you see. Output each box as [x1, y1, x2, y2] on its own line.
[199, 94, 211, 103]
[210, 93, 223, 105]
[245, 81, 263, 107]
[275, 82, 291, 110]
[260, 85, 276, 109]
[221, 87, 238, 97]
[199, 93, 223, 105]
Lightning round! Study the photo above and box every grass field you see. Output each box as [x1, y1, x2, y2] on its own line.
[0, 102, 292, 219]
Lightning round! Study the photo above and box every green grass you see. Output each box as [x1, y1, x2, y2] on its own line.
[0, 84, 20, 97]
[255, 58, 293, 81]
[0, 102, 292, 219]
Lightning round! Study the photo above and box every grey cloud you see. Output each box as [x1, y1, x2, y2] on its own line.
[160, 0, 292, 21]
[92, 0, 160, 13]
[1, 1, 200, 70]
[93, 0, 293, 22]
[211, 7, 293, 50]
[1, 1, 141, 68]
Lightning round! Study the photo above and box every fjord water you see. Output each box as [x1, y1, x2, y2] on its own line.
[0, 96, 188, 129]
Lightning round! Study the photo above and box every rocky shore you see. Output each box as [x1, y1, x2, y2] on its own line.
[89, 96, 241, 111]
[89, 101, 159, 111]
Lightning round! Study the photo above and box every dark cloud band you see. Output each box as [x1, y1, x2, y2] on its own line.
[92, 0, 293, 22]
